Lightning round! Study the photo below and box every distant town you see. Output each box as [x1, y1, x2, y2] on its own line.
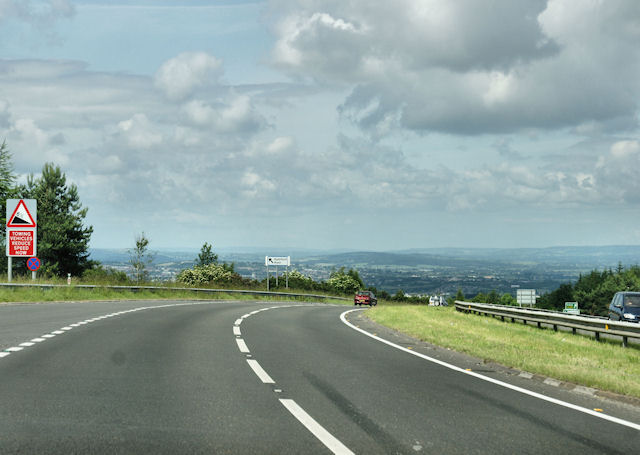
[89, 245, 640, 298]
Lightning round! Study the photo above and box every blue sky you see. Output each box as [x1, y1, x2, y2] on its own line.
[1, 0, 639, 250]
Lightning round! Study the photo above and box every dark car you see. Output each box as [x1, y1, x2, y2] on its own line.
[608, 292, 640, 323]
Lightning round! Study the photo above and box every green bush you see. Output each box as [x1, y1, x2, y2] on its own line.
[176, 263, 236, 286]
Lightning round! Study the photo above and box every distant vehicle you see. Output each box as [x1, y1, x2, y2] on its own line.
[429, 295, 445, 306]
[608, 292, 640, 323]
[354, 291, 377, 306]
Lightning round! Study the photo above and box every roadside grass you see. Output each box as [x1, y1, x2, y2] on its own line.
[0, 280, 347, 305]
[367, 305, 640, 398]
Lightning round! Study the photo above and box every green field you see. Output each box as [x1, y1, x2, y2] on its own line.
[367, 305, 640, 398]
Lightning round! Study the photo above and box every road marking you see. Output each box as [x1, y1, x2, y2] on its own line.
[31, 338, 45, 343]
[233, 326, 241, 336]
[42, 334, 55, 338]
[280, 399, 354, 455]
[0, 352, 10, 358]
[234, 318, 243, 326]
[51, 330, 65, 335]
[19, 342, 35, 347]
[61, 327, 73, 331]
[6, 347, 23, 352]
[247, 359, 275, 384]
[340, 309, 640, 432]
[236, 338, 250, 353]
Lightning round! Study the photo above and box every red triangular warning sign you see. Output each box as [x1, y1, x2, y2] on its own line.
[7, 200, 36, 227]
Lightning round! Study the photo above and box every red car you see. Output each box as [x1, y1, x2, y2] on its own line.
[354, 291, 378, 306]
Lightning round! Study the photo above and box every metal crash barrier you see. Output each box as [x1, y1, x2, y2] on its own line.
[455, 300, 640, 347]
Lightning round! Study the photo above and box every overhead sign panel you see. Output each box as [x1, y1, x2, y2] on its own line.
[265, 256, 290, 266]
[7, 199, 37, 227]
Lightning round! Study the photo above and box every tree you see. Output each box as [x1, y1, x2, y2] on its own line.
[129, 232, 153, 283]
[455, 288, 465, 301]
[347, 268, 365, 289]
[327, 267, 362, 294]
[197, 242, 218, 266]
[24, 163, 94, 277]
[0, 142, 18, 273]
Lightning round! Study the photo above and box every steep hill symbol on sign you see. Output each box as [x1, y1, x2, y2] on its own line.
[7, 200, 36, 227]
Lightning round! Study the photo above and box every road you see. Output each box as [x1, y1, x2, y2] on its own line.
[0, 299, 638, 454]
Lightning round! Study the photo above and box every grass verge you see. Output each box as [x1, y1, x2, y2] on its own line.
[0, 284, 347, 305]
[367, 305, 640, 398]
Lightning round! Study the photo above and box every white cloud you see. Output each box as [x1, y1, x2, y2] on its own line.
[610, 140, 640, 158]
[181, 95, 267, 133]
[117, 113, 163, 149]
[269, 0, 640, 135]
[154, 52, 223, 101]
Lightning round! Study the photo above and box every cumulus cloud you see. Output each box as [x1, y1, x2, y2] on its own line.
[154, 52, 223, 101]
[181, 95, 267, 133]
[269, 0, 640, 135]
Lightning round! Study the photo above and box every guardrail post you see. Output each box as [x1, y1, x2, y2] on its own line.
[553, 324, 557, 332]
[595, 332, 600, 341]
[622, 336, 628, 348]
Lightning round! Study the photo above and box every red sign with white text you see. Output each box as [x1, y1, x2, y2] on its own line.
[8, 230, 35, 256]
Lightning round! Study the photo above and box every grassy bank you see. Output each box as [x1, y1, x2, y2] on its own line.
[367, 305, 640, 398]
[0, 282, 347, 305]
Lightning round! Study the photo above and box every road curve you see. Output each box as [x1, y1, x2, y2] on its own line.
[0, 300, 637, 454]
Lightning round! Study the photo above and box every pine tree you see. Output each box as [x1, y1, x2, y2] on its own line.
[25, 163, 94, 277]
[197, 242, 218, 266]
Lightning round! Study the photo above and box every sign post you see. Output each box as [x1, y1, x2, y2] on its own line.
[26, 257, 41, 281]
[265, 256, 291, 290]
[563, 301, 580, 315]
[6, 199, 37, 282]
[516, 289, 536, 307]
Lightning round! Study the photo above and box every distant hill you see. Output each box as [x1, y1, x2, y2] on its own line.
[87, 245, 640, 295]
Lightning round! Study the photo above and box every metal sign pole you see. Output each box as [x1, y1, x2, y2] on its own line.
[276, 266, 278, 287]
[286, 265, 289, 289]
[7, 257, 11, 282]
[266, 265, 269, 291]
[32, 271, 36, 281]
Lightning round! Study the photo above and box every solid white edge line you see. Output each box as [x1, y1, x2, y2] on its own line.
[236, 338, 250, 353]
[280, 399, 354, 455]
[246, 359, 275, 384]
[339, 309, 640, 431]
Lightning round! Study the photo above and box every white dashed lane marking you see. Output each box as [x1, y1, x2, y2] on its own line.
[234, 304, 353, 455]
[0, 302, 211, 361]
[236, 338, 250, 353]
[246, 359, 275, 384]
[280, 399, 355, 455]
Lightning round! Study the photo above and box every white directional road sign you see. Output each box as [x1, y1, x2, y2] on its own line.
[265, 256, 290, 266]
[517, 289, 536, 306]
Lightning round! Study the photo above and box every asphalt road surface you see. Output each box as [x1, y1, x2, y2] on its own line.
[0, 299, 638, 454]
